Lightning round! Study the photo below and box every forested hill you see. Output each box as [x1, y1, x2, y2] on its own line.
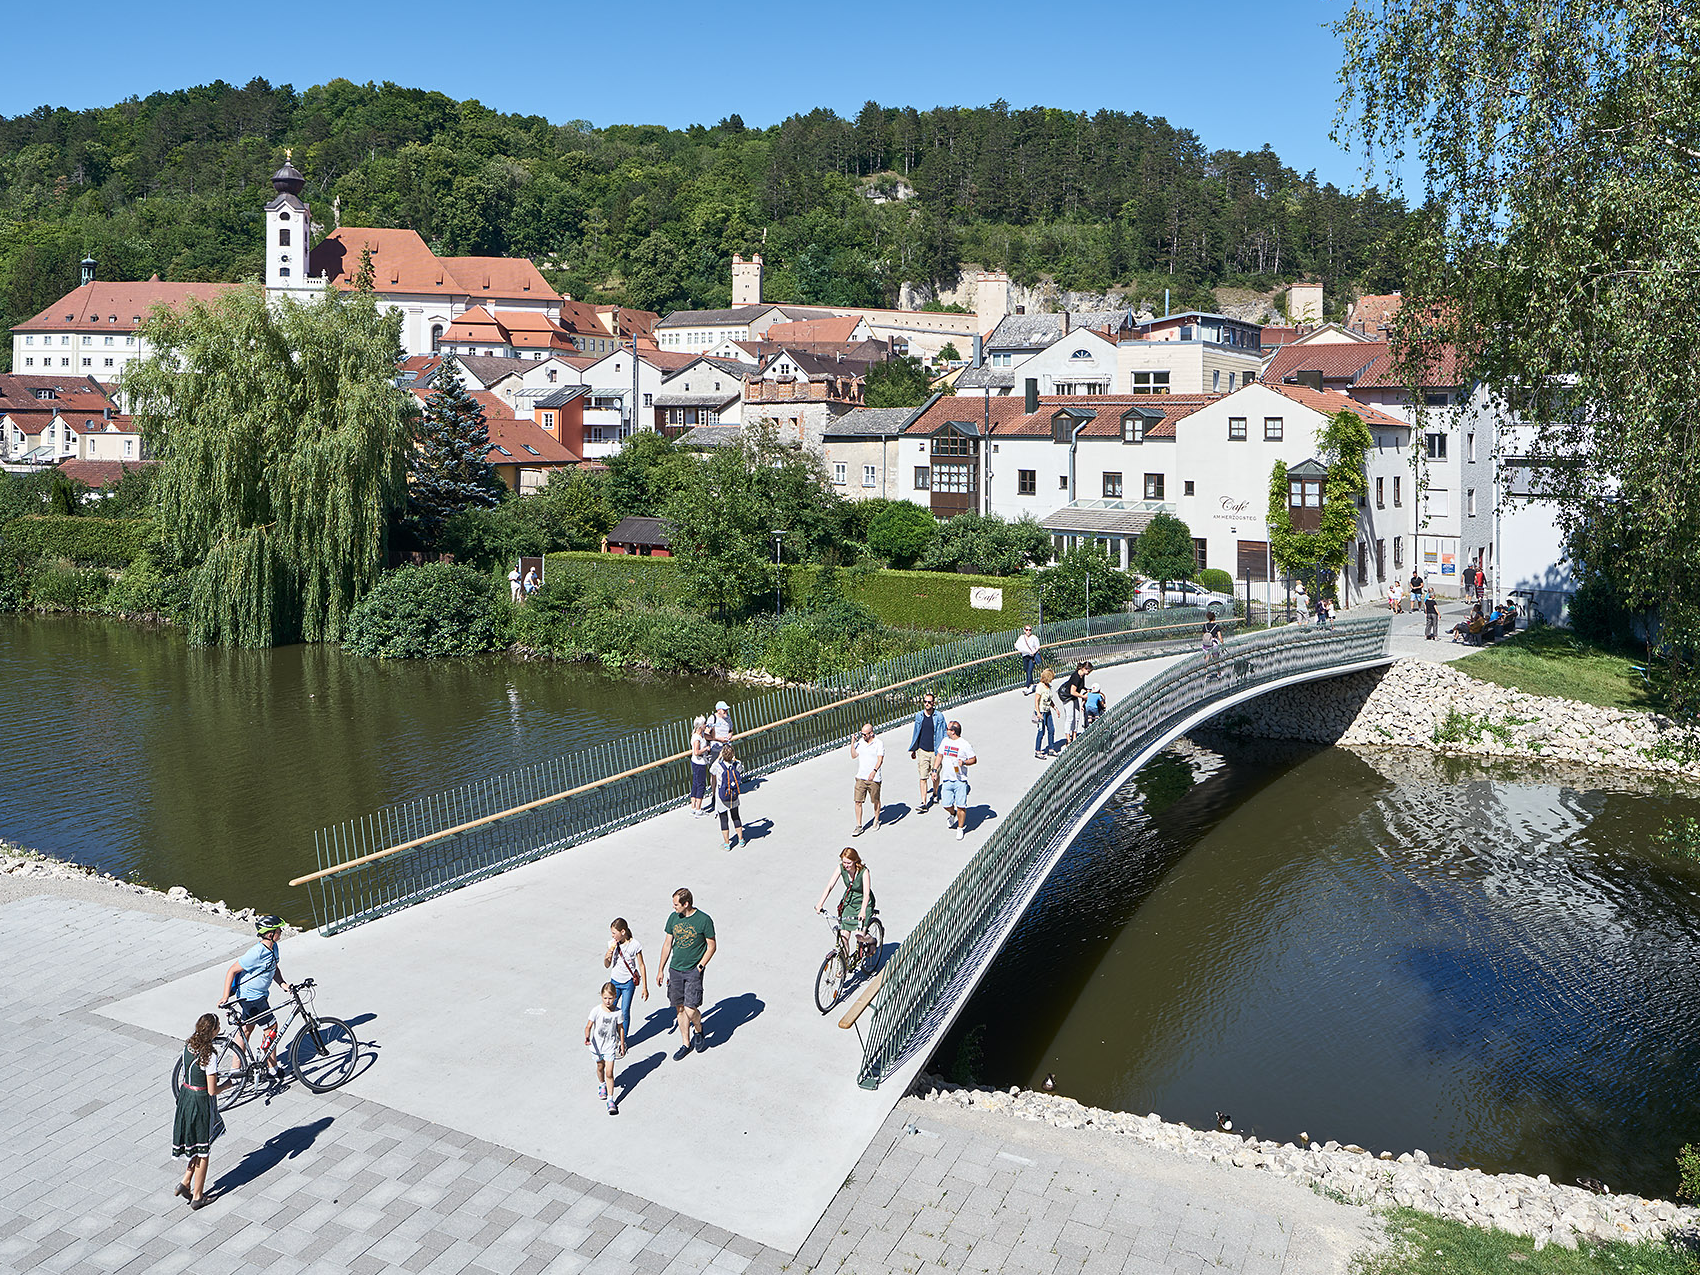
[0, 78, 1408, 344]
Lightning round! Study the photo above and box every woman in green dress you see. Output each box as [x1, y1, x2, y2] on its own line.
[815, 846, 874, 941]
[172, 1013, 223, 1208]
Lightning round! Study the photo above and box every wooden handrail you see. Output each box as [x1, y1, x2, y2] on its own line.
[838, 971, 883, 1029]
[288, 617, 1211, 887]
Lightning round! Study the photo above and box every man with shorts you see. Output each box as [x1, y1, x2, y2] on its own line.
[850, 722, 884, 836]
[932, 721, 978, 841]
[655, 888, 716, 1058]
[1057, 661, 1092, 745]
[221, 915, 291, 1072]
[908, 692, 947, 812]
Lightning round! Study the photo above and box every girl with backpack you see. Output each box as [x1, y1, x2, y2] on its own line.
[712, 742, 745, 850]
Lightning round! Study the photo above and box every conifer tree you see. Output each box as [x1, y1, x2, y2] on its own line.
[406, 356, 506, 550]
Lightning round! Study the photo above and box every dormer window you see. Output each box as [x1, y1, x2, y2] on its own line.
[1122, 415, 1144, 444]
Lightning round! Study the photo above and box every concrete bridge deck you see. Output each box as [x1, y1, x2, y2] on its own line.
[99, 654, 1190, 1252]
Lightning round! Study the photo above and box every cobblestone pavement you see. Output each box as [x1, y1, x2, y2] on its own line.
[1, 891, 1377, 1274]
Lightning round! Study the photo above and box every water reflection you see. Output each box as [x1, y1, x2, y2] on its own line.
[940, 739, 1700, 1198]
[0, 615, 760, 922]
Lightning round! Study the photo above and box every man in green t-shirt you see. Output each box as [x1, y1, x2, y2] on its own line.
[655, 887, 716, 1058]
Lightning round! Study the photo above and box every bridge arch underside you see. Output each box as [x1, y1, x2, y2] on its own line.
[868, 654, 1395, 1090]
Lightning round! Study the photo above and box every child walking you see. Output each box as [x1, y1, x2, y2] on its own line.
[585, 982, 626, 1115]
[172, 1013, 223, 1209]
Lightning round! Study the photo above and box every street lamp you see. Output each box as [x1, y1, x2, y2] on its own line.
[772, 530, 787, 618]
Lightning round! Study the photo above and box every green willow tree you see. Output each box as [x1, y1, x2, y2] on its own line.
[124, 285, 412, 647]
[1337, 0, 1700, 683]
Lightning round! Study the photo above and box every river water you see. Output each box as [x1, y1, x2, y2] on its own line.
[0, 615, 759, 923]
[939, 738, 1700, 1200]
[11, 614, 1700, 1196]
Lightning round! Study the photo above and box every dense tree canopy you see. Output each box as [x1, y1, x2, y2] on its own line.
[0, 79, 1411, 369]
[124, 285, 411, 646]
[1338, 0, 1700, 685]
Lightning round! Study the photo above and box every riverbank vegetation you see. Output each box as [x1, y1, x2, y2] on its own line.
[1455, 629, 1667, 714]
[1355, 1207, 1695, 1275]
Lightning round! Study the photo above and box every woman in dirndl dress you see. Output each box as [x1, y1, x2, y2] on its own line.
[172, 1013, 224, 1208]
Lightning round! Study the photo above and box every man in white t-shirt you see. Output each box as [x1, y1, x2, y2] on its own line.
[850, 722, 885, 836]
[931, 721, 977, 841]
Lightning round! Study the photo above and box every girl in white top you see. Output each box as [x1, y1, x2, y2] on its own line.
[689, 717, 712, 817]
[602, 918, 648, 1038]
[584, 982, 626, 1115]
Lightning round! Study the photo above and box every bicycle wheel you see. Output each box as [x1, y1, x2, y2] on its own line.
[173, 1036, 251, 1110]
[862, 918, 887, 973]
[288, 1017, 359, 1092]
[814, 950, 847, 1015]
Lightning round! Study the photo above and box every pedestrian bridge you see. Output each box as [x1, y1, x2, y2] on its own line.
[100, 612, 1392, 1251]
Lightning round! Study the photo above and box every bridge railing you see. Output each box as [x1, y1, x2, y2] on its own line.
[294, 605, 1231, 933]
[855, 612, 1393, 1089]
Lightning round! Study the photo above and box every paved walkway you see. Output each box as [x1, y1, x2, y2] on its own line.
[2, 889, 1379, 1274]
[96, 654, 1190, 1252]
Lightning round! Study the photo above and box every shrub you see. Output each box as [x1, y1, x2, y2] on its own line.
[343, 563, 511, 658]
[104, 549, 186, 620]
[0, 564, 25, 611]
[1034, 546, 1132, 620]
[1679, 1144, 1700, 1202]
[2, 515, 156, 568]
[28, 563, 113, 611]
[867, 502, 939, 568]
[1199, 568, 1235, 594]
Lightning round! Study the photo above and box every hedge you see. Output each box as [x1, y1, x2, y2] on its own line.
[541, 552, 1036, 633]
[2, 515, 157, 568]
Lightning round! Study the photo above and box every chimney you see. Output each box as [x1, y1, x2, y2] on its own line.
[80, 257, 97, 287]
[1061, 312, 1070, 335]
[972, 333, 983, 368]
[1025, 378, 1039, 414]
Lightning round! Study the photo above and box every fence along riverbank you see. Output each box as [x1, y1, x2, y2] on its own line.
[294, 607, 1227, 933]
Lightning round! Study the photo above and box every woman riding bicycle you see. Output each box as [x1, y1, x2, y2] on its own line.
[816, 847, 874, 945]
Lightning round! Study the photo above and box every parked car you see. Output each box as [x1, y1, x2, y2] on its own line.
[1133, 580, 1235, 611]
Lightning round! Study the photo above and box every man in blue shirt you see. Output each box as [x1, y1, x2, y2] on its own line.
[908, 692, 947, 813]
[222, 916, 291, 1056]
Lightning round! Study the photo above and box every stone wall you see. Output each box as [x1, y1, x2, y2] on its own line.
[916, 1080, 1698, 1250]
[1215, 658, 1700, 777]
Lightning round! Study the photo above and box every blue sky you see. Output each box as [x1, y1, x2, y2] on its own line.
[4, 0, 1380, 191]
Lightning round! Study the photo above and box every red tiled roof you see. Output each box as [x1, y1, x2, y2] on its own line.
[0, 374, 118, 415]
[905, 393, 1221, 441]
[437, 256, 559, 303]
[60, 414, 136, 436]
[409, 387, 580, 464]
[1261, 326, 1300, 346]
[1264, 342, 1390, 385]
[594, 305, 658, 339]
[1349, 347, 1462, 390]
[764, 316, 864, 345]
[1263, 383, 1410, 430]
[18, 279, 235, 332]
[57, 458, 155, 487]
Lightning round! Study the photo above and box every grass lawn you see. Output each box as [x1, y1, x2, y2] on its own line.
[1355, 1209, 1695, 1275]
[1454, 628, 1665, 712]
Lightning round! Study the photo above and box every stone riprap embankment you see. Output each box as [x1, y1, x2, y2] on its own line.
[0, 840, 302, 934]
[917, 1080, 1698, 1250]
[1219, 658, 1700, 775]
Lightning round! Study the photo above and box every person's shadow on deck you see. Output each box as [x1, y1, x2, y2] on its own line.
[212, 1116, 334, 1198]
[736, 817, 774, 843]
[961, 804, 997, 834]
[616, 1049, 666, 1101]
[627, 1004, 676, 1050]
[701, 992, 764, 1047]
[875, 801, 911, 826]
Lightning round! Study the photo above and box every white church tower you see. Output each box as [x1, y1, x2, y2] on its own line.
[264, 156, 319, 301]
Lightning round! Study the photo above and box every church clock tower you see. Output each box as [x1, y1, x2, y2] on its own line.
[265, 156, 314, 298]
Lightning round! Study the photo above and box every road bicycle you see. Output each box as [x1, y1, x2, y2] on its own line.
[170, 979, 359, 1109]
[813, 910, 886, 1014]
